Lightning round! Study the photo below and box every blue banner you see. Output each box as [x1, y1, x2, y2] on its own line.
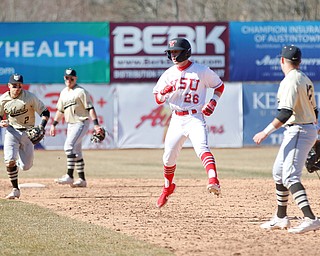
[243, 83, 282, 145]
[0, 22, 110, 83]
[243, 83, 320, 145]
[230, 21, 320, 82]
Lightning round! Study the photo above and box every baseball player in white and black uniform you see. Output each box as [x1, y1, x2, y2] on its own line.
[253, 45, 320, 233]
[50, 68, 103, 188]
[0, 73, 50, 199]
[153, 37, 225, 208]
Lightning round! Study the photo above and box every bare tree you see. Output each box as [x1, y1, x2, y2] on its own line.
[1, 0, 320, 22]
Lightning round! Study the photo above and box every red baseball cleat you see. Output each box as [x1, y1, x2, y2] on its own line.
[156, 183, 176, 208]
[207, 178, 221, 196]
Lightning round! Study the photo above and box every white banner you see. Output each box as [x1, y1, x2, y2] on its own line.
[116, 84, 169, 148]
[28, 84, 116, 149]
[0, 83, 243, 149]
[116, 83, 243, 148]
[205, 83, 243, 147]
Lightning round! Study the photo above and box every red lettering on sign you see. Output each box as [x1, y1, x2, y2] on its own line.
[135, 105, 171, 128]
[44, 92, 60, 112]
[208, 125, 224, 134]
[97, 97, 107, 108]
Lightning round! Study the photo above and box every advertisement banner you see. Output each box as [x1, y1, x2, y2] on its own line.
[1, 83, 242, 149]
[116, 83, 242, 148]
[0, 22, 110, 83]
[243, 83, 281, 145]
[230, 21, 320, 81]
[110, 22, 229, 83]
[243, 83, 320, 145]
[206, 83, 243, 147]
[28, 84, 115, 149]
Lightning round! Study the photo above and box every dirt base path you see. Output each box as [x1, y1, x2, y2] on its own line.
[1, 178, 320, 256]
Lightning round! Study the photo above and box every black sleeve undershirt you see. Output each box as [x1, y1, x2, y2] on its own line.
[275, 108, 293, 123]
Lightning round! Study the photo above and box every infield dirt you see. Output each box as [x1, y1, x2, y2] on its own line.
[1, 148, 320, 255]
[1, 177, 319, 256]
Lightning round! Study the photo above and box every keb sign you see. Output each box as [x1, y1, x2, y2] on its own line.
[0, 22, 110, 84]
[110, 22, 229, 82]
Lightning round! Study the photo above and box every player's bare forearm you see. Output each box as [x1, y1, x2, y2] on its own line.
[89, 108, 102, 132]
[53, 110, 64, 123]
[50, 111, 64, 137]
[89, 108, 98, 121]
[268, 118, 283, 130]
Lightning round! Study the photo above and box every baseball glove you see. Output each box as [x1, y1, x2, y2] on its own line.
[26, 125, 45, 145]
[305, 140, 320, 173]
[91, 127, 106, 143]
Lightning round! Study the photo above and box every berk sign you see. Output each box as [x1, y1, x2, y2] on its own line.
[110, 22, 229, 83]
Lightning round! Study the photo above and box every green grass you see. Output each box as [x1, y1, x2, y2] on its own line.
[1, 147, 279, 180]
[0, 200, 172, 256]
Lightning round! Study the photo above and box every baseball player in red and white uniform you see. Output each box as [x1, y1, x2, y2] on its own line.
[253, 45, 320, 233]
[0, 73, 50, 199]
[153, 37, 225, 208]
[50, 68, 103, 188]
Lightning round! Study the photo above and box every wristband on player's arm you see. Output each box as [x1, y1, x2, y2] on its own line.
[263, 123, 276, 136]
[93, 119, 99, 126]
[52, 121, 59, 126]
[40, 119, 48, 127]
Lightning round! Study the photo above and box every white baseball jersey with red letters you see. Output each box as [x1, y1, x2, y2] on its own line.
[153, 61, 223, 111]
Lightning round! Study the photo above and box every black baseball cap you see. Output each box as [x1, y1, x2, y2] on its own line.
[9, 73, 23, 84]
[281, 45, 301, 62]
[64, 68, 77, 76]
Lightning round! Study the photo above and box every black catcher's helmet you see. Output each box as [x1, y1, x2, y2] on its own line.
[165, 37, 191, 62]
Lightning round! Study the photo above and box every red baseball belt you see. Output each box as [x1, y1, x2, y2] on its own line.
[174, 109, 197, 116]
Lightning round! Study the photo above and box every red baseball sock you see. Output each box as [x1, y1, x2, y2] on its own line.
[201, 152, 219, 185]
[163, 165, 176, 188]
